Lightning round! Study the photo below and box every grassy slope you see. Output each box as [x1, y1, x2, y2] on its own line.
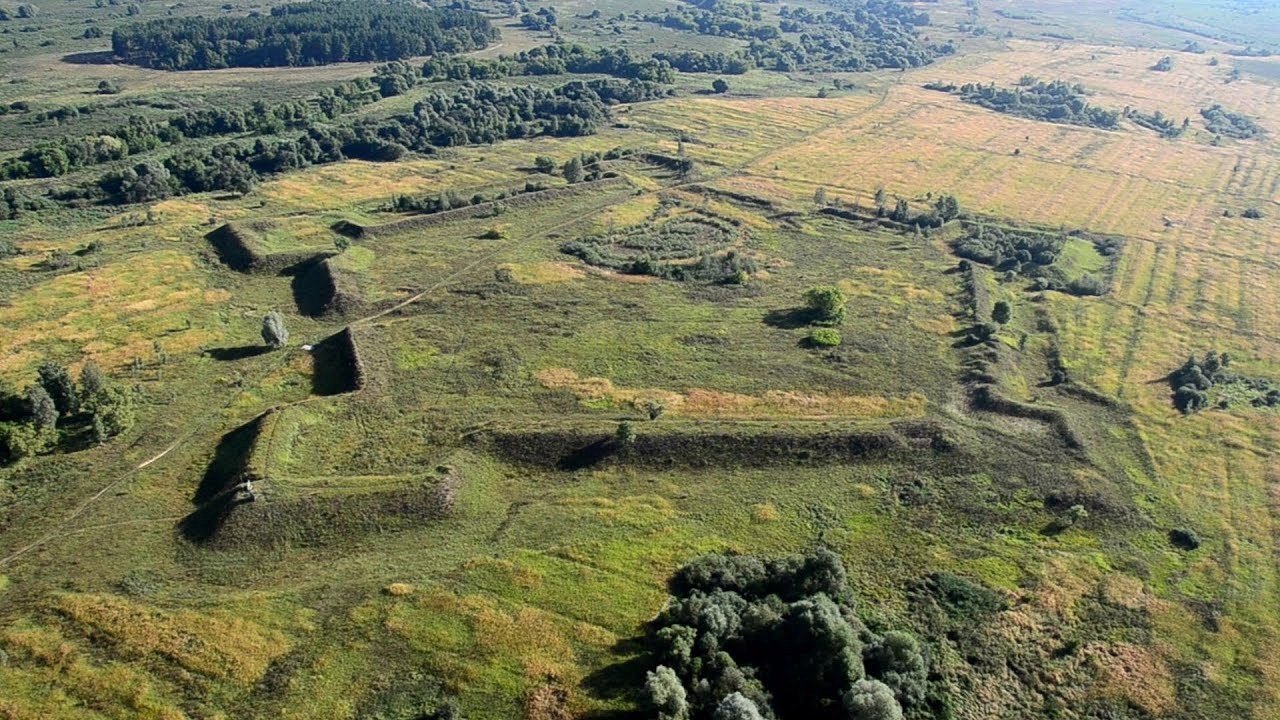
[2, 0, 1280, 718]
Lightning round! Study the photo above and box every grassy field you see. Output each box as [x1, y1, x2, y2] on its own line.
[2, 0, 1280, 718]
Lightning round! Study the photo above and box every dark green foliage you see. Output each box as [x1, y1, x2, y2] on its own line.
[36, 361, 78, 417]
[1167, 350, 1280, 413]
[952, 224, 1110, 295]
[1242, 207, 1264, 219]
[111, 1, 497, 70]
[1125, 108, 1182, 138]
[1169, 527, 1202, 550]
[616, 421, 637, 445]
[991, 301, 1011, 325]
[96, 79, 121, 95]
[1201, 105, 1261, 139]
[421, 43, 676, 84]
[804, 286, 847, 325]
[645, 549, 931, 720]
[563, 156, 584, 184]
[25, 383, 58, 431]
[643, 0, 946, 73]
[713, 78, 730, 94]
[1152, 55, 1174, 71]
[925, 79, 1121, 130]
[918, 572, 1004, 621]
[534, 155, 557, 174]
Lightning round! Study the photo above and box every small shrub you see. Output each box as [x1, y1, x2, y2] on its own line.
[1169, 527, 1201, 550]
[1242, 207, 1264, 219]
[261, 311, 289, 349]
[385, 583, 415, 596]
[808, 328, 842, 347]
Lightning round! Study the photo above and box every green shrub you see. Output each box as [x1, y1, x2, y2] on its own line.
[808, 328, 842, 347]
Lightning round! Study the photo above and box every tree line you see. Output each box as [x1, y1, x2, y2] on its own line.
[50, 79, 669, 205]
[111, 0, 497, 70]
[420, 43, 677, 84]
[924, 78, 1121, 130]
[641, 0, 950, 72]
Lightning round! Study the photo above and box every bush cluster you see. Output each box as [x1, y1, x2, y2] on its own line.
[925, 79, 1121, 130]
[642, 549, 931, 720]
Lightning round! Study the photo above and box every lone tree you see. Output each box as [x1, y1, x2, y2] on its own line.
[992, 300, 1012, 324]
[534, 155, 556, 174]
[562, 156, 584, 183]
[261, 311, 289, 349]
[712, 78, 729, 94]
[804, 286, 847, 325]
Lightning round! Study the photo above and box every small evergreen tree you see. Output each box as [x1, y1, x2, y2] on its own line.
[37, 361, 78, 417]
[562, 156, 584, 183]
[26, 383, 58, 430]
[804, 286, 847, 325]
[992, 301, 1012, 324]
[712, 78, 729, 94]
[262, 311, 289, 349]
[534, 155, 556, 174]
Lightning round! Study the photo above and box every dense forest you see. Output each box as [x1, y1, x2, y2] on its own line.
[642, 0, 949, 71]
[64, 79, 669, 204]
[111, 0, 497, 70]
[924, 78, 1121, 130]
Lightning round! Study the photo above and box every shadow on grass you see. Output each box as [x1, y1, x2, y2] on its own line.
[557, 438, 618, 471]
[207, 345, 271, 361]
[193, 420, 260, 505]
[763, 307, 812, 330]
[61, 51, 115, 65]
[580, 637, 652, 720]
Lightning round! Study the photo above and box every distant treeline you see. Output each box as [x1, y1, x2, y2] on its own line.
[642, 0, 950, 71]
[111, 0, 497, 70]
[924, 78, 1121, 130]
[421, 44, 677, 83]
[52, 79, 669, 205]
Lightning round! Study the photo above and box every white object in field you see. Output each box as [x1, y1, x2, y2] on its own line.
[302, 344, 314, 352]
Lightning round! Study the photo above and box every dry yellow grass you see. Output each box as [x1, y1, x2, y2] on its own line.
[497, 262, 585, 285]
[534, 367, 927, 419]
[55, 593, 291, 684]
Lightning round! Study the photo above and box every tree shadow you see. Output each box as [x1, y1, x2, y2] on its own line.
[557, 438, 618, 471]
[206, 345, 271, 361]
[579, 636, 652, 719]
[61, 51, 116, 65]
[762, 307, 812, 330]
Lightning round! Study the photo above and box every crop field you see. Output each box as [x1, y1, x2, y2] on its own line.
[3, 0, 1280, 719]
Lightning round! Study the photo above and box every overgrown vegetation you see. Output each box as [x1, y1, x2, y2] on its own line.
[1168, 350, 1280, 413]
[642, 549, 936, 720]
[924, 78, 1121, 129]
[951, 224, 1116, 295]
[111, 0, 497, 70]
[1201, 104, 1262, 138]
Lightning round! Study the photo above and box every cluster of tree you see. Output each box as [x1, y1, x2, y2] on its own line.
[519, 6, 557, 31]
[641, 549, 933, 720]
[0, 73, 399, 180]
[1169, 351, 1231, 413]
[953, 225, 1062, 275]
[1169, 350, 1280, 413]
[641, 0, 947, 73]
[872, 192, 960, 228]
[1124, 108, 1184, 139]
[1201, 104, 1261, 139]
[652, 50, 751, 75]
[111, 0, 497, 70]
[0, 186, 45, 220]
[952, 225, 1109, 296]
[0, 361, 135, 464]
[924, 79, 1121, 130]
[49, 79, 665, 206]
[421, 43, 676, 84]
[0, 101, 30, 116]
